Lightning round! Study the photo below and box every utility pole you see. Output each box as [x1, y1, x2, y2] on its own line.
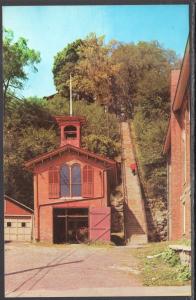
[70, 73, 73, 116]
[104, 105, 109, 137]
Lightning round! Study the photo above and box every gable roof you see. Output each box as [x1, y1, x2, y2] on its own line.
[172, 39, 190, 112]
[163, 38, 189, 154]
[4, 195, 34, 213]
[25, 144, 116, 169]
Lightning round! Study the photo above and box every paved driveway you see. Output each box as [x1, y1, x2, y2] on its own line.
[5, 242, 191, 297]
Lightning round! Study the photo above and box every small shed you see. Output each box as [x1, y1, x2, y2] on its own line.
[4, 195, 34, 242]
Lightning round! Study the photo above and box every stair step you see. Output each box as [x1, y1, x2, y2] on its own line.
[120, 122, 148, 245]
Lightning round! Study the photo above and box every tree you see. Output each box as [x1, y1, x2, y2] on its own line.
[111, 41, 181, 117]
[72, 34, 120, 106]
[4, 97, 57, 206]
[52, 39, 83, 97]
[3, 29, 41, 99]
[131, 42, 180, 201]
[53, 34, 120, 106]
[82, 134, 120, 158]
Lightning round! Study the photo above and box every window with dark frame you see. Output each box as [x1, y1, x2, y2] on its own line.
[7, 222, 11, 227]
[21, 222, 26, 227]
[60, 164, 70, 197]
[71, 164, 81, 197]
[49, 164, 94, 198]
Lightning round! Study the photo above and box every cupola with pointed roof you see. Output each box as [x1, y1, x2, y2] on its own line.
[54, 115, 86, 148]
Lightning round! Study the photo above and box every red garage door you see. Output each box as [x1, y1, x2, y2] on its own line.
[89, 207, 111, 242]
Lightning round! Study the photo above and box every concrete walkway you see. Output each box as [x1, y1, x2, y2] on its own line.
[120, 122, 148, 244]
[7, 286, 191, 297]
[5, 242, 141, 297]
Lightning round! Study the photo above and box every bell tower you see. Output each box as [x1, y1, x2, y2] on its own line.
[54, 116, 86, 148]
[54, 75, 86, 148]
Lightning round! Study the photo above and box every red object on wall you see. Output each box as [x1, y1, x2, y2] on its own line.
[89, 207, 111, 241]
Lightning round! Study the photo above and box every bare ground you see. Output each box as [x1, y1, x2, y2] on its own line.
[4, 242, 191, 297]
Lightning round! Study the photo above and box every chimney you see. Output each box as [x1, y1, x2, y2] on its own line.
[54, 116, 86, 148]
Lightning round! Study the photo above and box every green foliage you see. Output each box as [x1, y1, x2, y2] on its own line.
[53, 33, 121, 107]
[127, 42, 180, 207]
[43, 95, 120, 142]
[161, 248, 180, 267]
[82, 134, 120, 158]
[72, 34, 120, 106]
[3, 28, 41, 98]
[53, 39, 83, 97]
[176, 265, 191, 281]
[53, 35, 180, 118]
[4, 97, 57, 207]
[130, 42, 173, 201]
[132, 114, 168, 199]
[131, 242, 191, 286]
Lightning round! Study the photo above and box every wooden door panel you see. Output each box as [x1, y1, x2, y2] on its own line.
[89, 207, 111, 242]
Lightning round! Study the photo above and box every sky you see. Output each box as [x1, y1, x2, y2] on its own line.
[3, 5, 189, 98]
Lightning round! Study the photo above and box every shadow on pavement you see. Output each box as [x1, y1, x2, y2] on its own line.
[5, 259, 84, 276]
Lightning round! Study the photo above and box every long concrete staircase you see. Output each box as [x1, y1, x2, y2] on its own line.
[120, 122, 148, 245]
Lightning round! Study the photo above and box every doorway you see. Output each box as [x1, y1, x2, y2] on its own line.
[53, 208, 88, 244]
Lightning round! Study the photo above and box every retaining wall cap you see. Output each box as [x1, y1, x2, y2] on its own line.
[169, 245, 191, 251]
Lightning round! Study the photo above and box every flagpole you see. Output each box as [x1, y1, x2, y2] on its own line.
[70, 73, 72, 116]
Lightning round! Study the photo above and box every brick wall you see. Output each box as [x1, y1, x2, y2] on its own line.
[33, 153, 112, 242]
[169, 70, 191, 240]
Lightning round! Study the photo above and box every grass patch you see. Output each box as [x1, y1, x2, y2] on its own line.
[130, 241, 191, 286]
[86, 240, 115, 248]
[30, 240, 115, 248]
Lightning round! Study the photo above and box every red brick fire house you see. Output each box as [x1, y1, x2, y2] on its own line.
[163, 40, 191, 240]
[25, 116, 117, 243]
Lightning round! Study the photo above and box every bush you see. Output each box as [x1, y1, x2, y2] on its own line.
[177, 265, 191, 281]
[161, 248, 180, 267]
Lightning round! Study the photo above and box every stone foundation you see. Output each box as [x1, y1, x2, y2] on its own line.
[110, 188, 124, 233]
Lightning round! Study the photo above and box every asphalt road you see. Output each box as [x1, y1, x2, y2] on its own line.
[4, 242, 191, 297]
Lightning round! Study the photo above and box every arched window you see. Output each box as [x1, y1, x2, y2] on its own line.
[71, 164, 81, 197]
[49, 166, 60, 198]
[60, 164, 70, 197]
[64, 125, 77, 140]
[83, 165, 94, 197]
